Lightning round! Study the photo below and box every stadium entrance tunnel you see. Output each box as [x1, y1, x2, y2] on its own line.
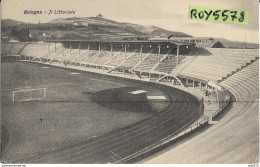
[91, 87, 154, 113]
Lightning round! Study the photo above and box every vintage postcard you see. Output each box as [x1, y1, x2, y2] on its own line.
[1, 0, 259, 165]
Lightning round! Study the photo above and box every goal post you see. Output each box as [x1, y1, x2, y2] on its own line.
[12, 88, 46, 102]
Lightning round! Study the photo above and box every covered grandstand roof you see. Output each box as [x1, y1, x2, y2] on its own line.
[46, 39, 193, 46]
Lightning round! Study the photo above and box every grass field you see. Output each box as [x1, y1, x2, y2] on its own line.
[1, 62, 169, 161]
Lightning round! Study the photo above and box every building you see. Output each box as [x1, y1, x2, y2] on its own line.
[96, 13, 103, 18]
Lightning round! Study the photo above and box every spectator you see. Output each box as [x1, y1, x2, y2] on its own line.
[201, 97, 204, 102]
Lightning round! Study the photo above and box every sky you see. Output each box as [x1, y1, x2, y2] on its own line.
[1, 0, 259, 43]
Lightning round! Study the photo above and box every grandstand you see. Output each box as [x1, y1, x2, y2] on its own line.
[92, 51, 112, 65]
[62, 48, 75, 61]
[39, 43, 61, 61]
[69, 50, 87, 62]
[134, 53, 159, 72]
[22, 43, 49, 58]
[2, 41, 258, 94]
[154, 55, 185, 74]
[83, 51, 99, 63]
[178, 53, 259, 82]
[2, 41, 258, 91]
[81, 50, 98, 62]
[2, 43, 27, 56]
[118, 51, 141, 70]
[105, 51, 125, 67]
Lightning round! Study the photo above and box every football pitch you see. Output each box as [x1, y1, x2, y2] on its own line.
[1, 62, 169, 161]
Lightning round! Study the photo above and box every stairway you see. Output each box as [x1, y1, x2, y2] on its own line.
[221, 56, 259, 82]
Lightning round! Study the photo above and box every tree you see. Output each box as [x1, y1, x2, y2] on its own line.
[11, 28, 30, 42]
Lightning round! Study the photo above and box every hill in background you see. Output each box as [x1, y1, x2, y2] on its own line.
[1, 16, 191, 41]
[46, 16, 192, 40]
[1, 16, 259, 49]
[1, 19, 29, 29]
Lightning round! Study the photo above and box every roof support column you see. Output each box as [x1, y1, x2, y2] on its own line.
[61, 43, 63, 54]
[140, 45, 143, 62]
[177, 44, 180, 64]
[124, 44, 127, 60]
[158, 44, 161, 63]
[79, 42, 81, 55]
[48, 42, 50, 53]
[55, 42, 56, 55]
[70, 42, 71, 55]
[111, 44, 113, 57]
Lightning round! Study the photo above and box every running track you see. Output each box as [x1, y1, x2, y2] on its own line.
[12, 68, 201, 164]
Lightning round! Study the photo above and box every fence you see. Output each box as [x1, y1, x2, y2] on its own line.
[211, 89, 233, 120]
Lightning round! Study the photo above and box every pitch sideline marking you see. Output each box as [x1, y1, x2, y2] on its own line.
[70, 72, 81, 75]
[147, 96, 166, 100]
[2, 125, 12, 154]
[129, 90, 147, 94]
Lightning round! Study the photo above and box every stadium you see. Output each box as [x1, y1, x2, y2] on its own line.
[1, 34, 259, 163]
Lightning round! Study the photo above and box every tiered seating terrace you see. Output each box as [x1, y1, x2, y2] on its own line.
[220, 60, 259, 101]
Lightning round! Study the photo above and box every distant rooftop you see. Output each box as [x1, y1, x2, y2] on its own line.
[169, 36, 214, 40]
[97, 13, 103, 18]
